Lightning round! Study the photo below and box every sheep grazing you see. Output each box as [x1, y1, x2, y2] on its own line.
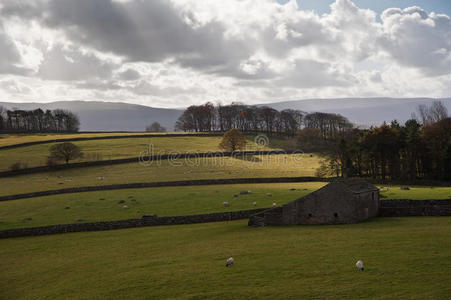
[226, 257, 234, 267]
[272, 202, 277, 207]
[223, 202, 229, 207]
[355, 260, 364, 271]
[252, 201, 257, 206]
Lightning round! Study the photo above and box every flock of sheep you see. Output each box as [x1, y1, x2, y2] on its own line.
[223, 190, 277, 208]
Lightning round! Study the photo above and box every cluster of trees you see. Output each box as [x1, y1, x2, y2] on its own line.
[145, 122, 166, 133]
[316, 101, 451, 181]
[0, 107, 80, 133]
[175, 102, 352, 137]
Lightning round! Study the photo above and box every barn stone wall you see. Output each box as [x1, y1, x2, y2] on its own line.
[379, 199, 451, 216]
[353, 190, 380, 221]
[250, 182, 380, 225]
[249, 199, 451, 226]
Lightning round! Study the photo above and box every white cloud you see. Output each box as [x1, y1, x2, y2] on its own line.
[379, 6, 451, 75]
[0, 0, 450, 107]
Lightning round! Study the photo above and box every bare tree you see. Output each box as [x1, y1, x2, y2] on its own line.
[49, 142, 84, 164]
[416, 101, 448, 125]
[429, 101, 448, 123]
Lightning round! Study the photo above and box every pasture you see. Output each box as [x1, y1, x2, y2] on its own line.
[1, 217, 450, 299]
[378, 185, 451, 200]
[0, 182, 326, 230]
[0, 135, 286, 171]
[0, 132, 204, 147]
[1, 133, 450, 300]
[0, 153, 320, 196]
[1, 183, 451, 231]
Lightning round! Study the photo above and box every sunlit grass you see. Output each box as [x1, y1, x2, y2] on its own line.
[0, 132, 204, 147]
[0, 153, 320, 196]
[0, 135, 289, 171]
[0, 182, 326, 230]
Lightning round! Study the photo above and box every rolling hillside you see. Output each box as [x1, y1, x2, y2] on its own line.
[262, 97, 451, 127]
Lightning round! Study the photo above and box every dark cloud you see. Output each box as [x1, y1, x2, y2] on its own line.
[43, 0, 250, 70]
[0, 24, 30, 75]
[132, 80, 204, 96]
[37, 45, 116, 81]
[117, 69, 141, 81]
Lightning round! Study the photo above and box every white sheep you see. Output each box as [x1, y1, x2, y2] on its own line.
[123, 205, 129, 209]
[226, 257, 234, 267]
[252, 201, 257, 206]
[223, 202, 229, 207]
[355, 260, 364, 271]
[272, 202, 277, 207]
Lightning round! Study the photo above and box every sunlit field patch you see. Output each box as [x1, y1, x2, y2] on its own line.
[0, 153, 321, 196]
[0, 182, 326, 230]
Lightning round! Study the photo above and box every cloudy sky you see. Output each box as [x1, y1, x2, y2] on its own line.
[1, 0, 451, 108]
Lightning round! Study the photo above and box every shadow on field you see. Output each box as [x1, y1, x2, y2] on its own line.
[233, 154, 262, 163]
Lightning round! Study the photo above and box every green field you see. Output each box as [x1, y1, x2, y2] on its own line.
[2, 183, 451, 231]
[378, 185, 451, 200]
[0, 135, 286, 171]
[0, 153, 320, 196]
[1, 133, 450, 299]
[0, 182, 326, 230]
[1, 217, 450, 299]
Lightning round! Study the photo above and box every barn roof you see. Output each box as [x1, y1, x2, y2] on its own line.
[335, 179, 379, 194]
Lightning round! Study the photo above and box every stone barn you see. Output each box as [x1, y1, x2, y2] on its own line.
[249, 180, 379, 226]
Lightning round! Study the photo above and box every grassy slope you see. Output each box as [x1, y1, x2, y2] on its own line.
[0, 153, 320, 196]
[0, 135, 283, 171]
[0, 132, 205, 147]
[1, 217, 450, 299]
[0, 182, 326, 230]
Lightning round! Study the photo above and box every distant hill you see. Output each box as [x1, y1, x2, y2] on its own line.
[1, 98, 450, 131]
[260, 97, 451, 127]
[0, 101, 183, 132]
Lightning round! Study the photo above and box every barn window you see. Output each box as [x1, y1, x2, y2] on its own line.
[334, 213, 338, 218]
[308, 213, 312, 218]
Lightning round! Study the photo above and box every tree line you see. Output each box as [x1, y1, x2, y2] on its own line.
[175, 102, 353, 137]
[0, 107, 80, 133]
[175, 100, 450, 180]
[315, 101, 450, 181]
